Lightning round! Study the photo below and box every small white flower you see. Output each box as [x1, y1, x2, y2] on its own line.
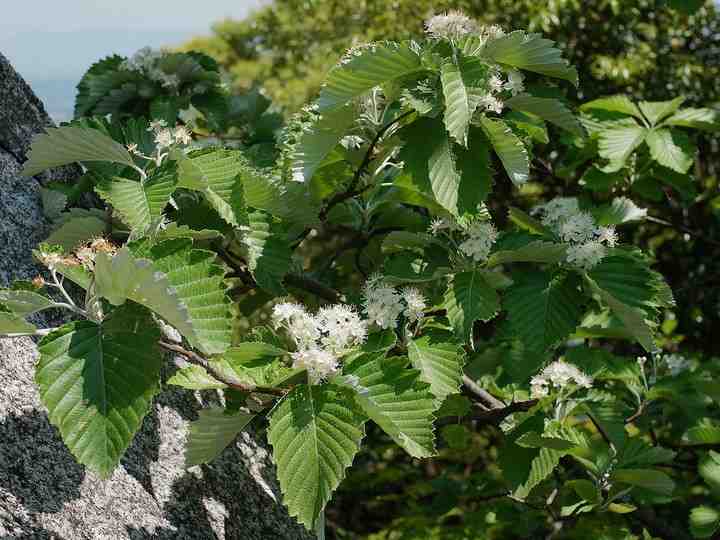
[173, 125, 193, 145]
[363, 281, 404, 330]
[272, 302, 306, 326]
[126, 143, 139, 154]
[315, 304, 367, 354]
[459, 221, 498, 262]
[482, 24, 506, 42]
[154, 128, 174, 149]
[596, 226, 619, 247]
[402, 287, 426, 322]
[425, 11, 478, 41]
[160, 73, 181, 89]
[291, 349, 339, 384]
[664, 353, 691, 376]
[489, 74, 505, 93]
[531, 360, 593, 396]
[504, 69, 525, 95]
[479, 93, 503, 114]
[559, 212, 596, 243]
[566, 240, 607, 270]
[534, 197, 580, 229]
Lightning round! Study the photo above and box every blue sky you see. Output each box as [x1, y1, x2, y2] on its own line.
[1, 0, 266, 120]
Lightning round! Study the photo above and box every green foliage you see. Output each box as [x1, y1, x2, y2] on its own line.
[7, 8, 720, 537]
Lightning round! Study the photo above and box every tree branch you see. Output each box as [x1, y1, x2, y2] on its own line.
[158, 340, 288, 397]
[284, 273, 342, 303]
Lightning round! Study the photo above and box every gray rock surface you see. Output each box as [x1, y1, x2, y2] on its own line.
[0, 52, 311, 540]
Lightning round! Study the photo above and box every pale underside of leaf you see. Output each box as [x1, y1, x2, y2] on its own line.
[23, 125, 135, 176]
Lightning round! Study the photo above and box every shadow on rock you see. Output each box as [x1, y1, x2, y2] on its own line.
[0, 410, 84, 514]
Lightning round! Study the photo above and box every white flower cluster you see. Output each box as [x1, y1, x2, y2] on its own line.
[121, 46, 181, 90]
[272, 302, 368, 384]
[530, 360, 593, 397]
[143, 119, 192, 150]
[664, 353, 691, 376]
[363, 278, 427, 329]
[425, 11, 479, 41]
[533, 197, 619, 270]
[459, 221, 499, 262]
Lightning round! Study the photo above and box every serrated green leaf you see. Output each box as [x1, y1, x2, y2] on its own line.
[343, 353, 437, 458]
[515, 431, 579, 451]
[243, 211, 292, 294]
[23, 125, 136, 176]
[440, 59, 471, 146]
[663, 107, 720, 132]
[504, 272, 583, 352]
[488, 241, 567, 267]
[407, 334, 465, 401]
[167, 365, 227, 390]
[442, 270, 500, 341]
[611, 469, 675, 496]
[479, 117, 529, 185]
[596, 118, 647, 170]
[506, 94, 584, 136]
[95, 168, 177, 236]
[645, 128, 694, 174]
[211, 342, 289, 387]
[690, 506, 720, 539]
[318, 42, 423, 111]
[177, 149, 246, 227]
[36, 305, 162, 477]
[482, 31, 578, 85]
[185, 407, 255, 467]
[268, 384, 366, 530]
[638, 97, 685, 126]
[40, 187, 68, 219]
[291, 104, 356, 182]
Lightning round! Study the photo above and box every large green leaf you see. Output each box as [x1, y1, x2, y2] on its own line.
[479, 117, 529, 185]
[243, 211, 292, 294]
[645, 128, 694, 174]
[268, 384, 366, 530]
[317, 42, 423, 111]
[506, 94, 584, 136]
[35, 305, 162, 477]
[407, 334, 465, 401]
[399, 119, 492, 215]
[440, 59, 471, 146]
[611, 468, 675, 496]
[23, 125, 136, 176]
[699, 451, 720, 495]
[168, 365, 228, 390]
[442, 270, 500, 341]
[177, 149, 246, 227]
[481, 31, 578, 86]
[185, 407, 255, 467]
[596, 118, 647, 170]
[343, 353, 437, 458]
[95, 168, 178, 236]
[504, 271, 584, 352]
[291, 104, 356, 183]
